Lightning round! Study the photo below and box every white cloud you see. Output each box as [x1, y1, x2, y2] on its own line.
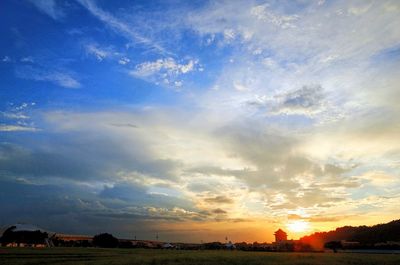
[20, 56, 34, 63]
[233, 82, 249, 92]
[2, 56, 11, 62]
[348, 3, 373, 16]
[183, 0, 400, 132]
[16, 66, 81, 89]
[84, 43, 132, 66]
[180, 60, 196, 74]
[262, 57, 277, 68]
[174, 81, 183, 87]
[250, 3, 299, 29]
[1, 112, 29, 120]
[223, 29, 236, 41]
[132, 58, 197, 77]
[269, 85, 326, 116]
[358, 171, 398, 187]
[130, 57, 198, 88]
[118, 57, 130, 65]
[0, 124, 38, 132]
[28, 0, 64, 20]
[1, 102, 37, 133]
[85, 44, 110, 61]
[188, 1, 400, 64]
[77, 0, 168, 54]
[47, 72, 81, 88]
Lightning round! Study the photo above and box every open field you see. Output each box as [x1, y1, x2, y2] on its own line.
[1, 248, 400, 265]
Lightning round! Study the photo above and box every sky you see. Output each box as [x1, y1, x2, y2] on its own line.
[0, 0, 400, 243]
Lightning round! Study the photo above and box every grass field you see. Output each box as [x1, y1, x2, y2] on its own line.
[1, 248, 400, 265]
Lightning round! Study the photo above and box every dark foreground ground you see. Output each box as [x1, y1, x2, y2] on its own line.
[1, 248, 400, 265]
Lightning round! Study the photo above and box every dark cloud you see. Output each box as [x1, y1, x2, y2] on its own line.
[99, 182, 148, 201]
[204, 195, 234, 204]
[277, 85, 324, 112]
[0, 179, 102, 234]
[99, 182, 194, 210]
[0, 179, 204, 237]
[95, 206, 210, 223]
[212, 208, 227, 214]
[0, 142, 103, 181]
[0, 128, 181, 181]
[248, 85, 325, 116]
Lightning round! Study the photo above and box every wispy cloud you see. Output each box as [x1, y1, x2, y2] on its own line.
[1, 102, 34, 121]
[85, 43, 110, 61]
[204, 195, 234, 204]
[2, 56, 11, 62]
[250, 3, 299, 29]
[132, 58, 197, 77]
[130, 57, 198, 88]
[188, 1, 400, 62]
[15, 66, 81, 88]
[20, 56, 35, 63]
[28, 0, 64, 20]
[0, 124, 38, 132]
[0, 102, 38, 133]
[118, 57, 130, 65]
[77, 0, 168, 54]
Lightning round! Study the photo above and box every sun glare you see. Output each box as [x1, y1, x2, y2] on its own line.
[287, 220, 310, 233]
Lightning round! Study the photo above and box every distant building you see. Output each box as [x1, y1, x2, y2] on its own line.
[225, 241, 236, 250]
[54, 234, 93, 242]
[162, 243, 174, 249]
[340, 240, 360, 248]
[52, 233, 93, 247]
[274, 229, 288, 243]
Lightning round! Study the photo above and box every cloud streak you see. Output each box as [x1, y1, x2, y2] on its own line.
[15, 66, 81, 88]
[28, 0, 65, 20]
[77, 0, 169, 54]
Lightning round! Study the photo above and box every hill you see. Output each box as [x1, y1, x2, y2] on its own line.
[300, 219, 400, 249]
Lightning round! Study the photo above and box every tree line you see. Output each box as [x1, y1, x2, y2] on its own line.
[300, 219, 400, 250]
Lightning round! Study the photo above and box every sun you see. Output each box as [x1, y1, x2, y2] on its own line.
[287, 220, 310, 233]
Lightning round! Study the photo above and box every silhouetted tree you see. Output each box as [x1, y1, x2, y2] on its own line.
[0, 226, 48, 246]
[92, 233, 119, 248]
[300, 219, 400, 249]
[324, 241, 342, 253]
[119, 241, 133, 248]
[203, 242, 223, 250]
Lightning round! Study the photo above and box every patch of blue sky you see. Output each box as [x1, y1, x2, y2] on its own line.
[1, 20, 180, 110]
[370, 44, 400, 65]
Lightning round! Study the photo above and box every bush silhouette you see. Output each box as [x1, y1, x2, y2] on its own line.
[324, 241, 342, 253]
[92, 233, 119, 248]
[0, 226, 48, 246]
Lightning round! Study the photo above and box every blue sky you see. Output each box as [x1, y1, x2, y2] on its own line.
[1, 0, 400, 242]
